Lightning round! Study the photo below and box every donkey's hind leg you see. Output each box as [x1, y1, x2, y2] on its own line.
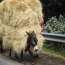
[20, 50, 23, 59]
[9, 48, 12, 57]
[0, 40, 3, 53]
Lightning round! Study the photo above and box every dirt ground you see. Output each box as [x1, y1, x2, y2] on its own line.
[20, 53, 65, 65]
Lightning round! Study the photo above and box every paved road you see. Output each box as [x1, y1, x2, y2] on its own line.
[0, 54, 34, 65]
[0, 55, 23, 65]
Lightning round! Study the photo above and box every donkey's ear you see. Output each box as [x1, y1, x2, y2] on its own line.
[26, 31, 30, 35]
[32, 30, 35, 34]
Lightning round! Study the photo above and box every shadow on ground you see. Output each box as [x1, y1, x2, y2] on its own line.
[8, 53, 65, 65]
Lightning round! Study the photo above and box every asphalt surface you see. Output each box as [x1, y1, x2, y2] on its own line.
[0, 55, 23, 65]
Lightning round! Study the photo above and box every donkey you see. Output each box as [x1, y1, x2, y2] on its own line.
[13, 31, 39, 60]
[25, 31, 39, 57]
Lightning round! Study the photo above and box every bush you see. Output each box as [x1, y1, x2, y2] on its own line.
[44, 15, 65, 34]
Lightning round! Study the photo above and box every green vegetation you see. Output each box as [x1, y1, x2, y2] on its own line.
[43, 41, 65, 57]
[43, 15, 65, 57]
[44, 15, 65, 34]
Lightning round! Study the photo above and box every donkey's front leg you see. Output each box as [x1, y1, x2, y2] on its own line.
[0, 43, 3, 53]
[28, 50, 34, 57]
[9, 48, 12, 57]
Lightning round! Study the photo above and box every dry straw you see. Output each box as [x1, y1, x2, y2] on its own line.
[0, 0, 45, 54]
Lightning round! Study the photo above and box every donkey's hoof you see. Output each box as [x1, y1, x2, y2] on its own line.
[33, 54, 39, 58]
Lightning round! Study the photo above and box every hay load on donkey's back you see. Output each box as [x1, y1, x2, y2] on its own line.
[0, 0, 44, 59]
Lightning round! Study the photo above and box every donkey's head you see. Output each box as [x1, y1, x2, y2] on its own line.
[26, 31, 39, 57]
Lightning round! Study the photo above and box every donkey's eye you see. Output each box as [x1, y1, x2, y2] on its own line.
[31, 39, 36, 46]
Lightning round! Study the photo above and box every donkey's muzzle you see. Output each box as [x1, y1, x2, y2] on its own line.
[34, 46, 39, 52]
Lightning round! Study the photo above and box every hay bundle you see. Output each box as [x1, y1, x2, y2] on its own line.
[0, 0, 44, 55]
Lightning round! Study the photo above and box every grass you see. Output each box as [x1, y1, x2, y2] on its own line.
[43, 41, 65, 57]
